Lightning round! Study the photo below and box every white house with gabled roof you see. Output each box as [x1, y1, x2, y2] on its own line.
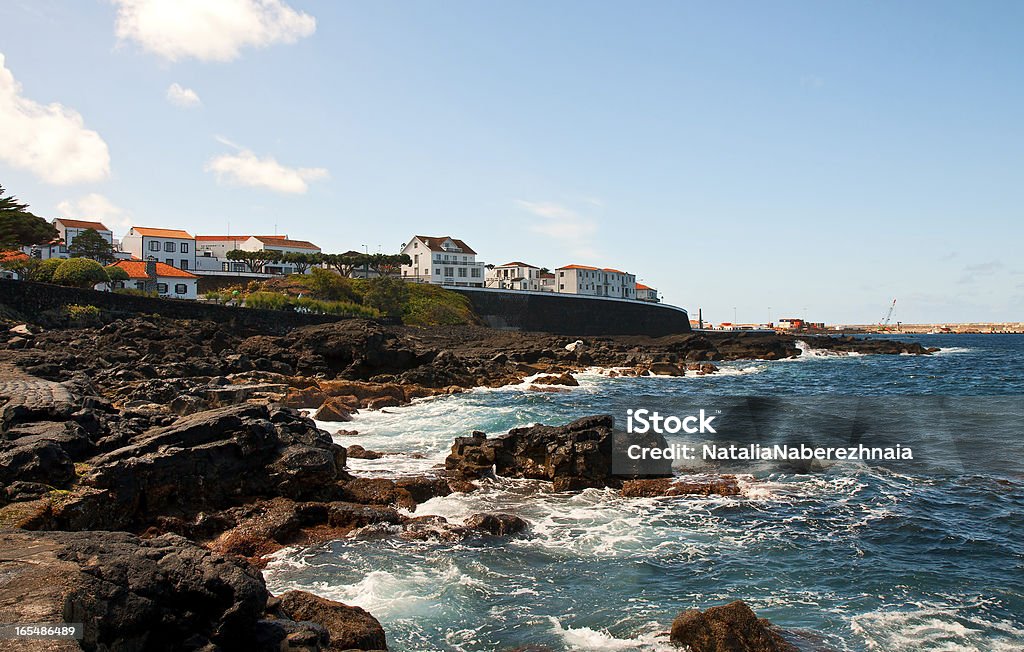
[121, 227, 196, 271]
[556, 264, 637, 299]
[400, 235, 485, 287]
[486, 261, 542, 291]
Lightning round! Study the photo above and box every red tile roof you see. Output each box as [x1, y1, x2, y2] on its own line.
[55, 218, 110, 231]
[602, 268, 628, 274]
[195, 235, 251, 242]
[130, 227, 194, 239]
[497, 261, 539, 268]
[413, 236, 477, 255]
[636, 283, 654, 291]
[1, 250, 29, 263]
[253, 236, 320, 251]
[110, 260, 198, 279]
[557, 264, 599, 271]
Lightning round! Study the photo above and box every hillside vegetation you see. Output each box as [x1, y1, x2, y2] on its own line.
[205, 268, 480, 326]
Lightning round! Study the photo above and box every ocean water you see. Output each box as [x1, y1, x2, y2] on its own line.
[264, 334, 1024, 651]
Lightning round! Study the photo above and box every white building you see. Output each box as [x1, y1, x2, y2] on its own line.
[555, 265, 637, 299]
[55, 218, 112, 249]
[486, 262, 542, 291]
[636, 283, 659, 303]
[194, 235, 321, 275]
[106, 259, 199, 300]
[121, 227, 196, 271]
[400, 236, 485, 287]
[538, 271, 556, 292]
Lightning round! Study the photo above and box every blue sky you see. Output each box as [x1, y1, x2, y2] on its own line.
[1, 0, 1021, 323]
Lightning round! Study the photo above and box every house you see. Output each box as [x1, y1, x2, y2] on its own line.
[54, 218, 113, 249]
[538, 271, 556, 292]
[555, 265, 637, 299]
[635, 283, 659, 303]
[400, 236, 485, 287]
[194, 235, 321, 275]
[777, 318, 804, 330]
[121, 227, 196, 271]
[106, 259, 199, 300]
[486, 262, 542, 291]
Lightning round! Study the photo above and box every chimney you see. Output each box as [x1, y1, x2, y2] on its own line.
[145, 256, 157, 280]
[698, 308, 703, 330]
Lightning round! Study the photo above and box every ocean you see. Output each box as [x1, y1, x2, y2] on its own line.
[264, 334, 1024, 651]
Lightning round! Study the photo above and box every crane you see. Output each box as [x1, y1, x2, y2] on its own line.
[880, 298, 897, 330]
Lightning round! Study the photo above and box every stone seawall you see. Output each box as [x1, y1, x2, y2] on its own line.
[450, 287, 691, 336]
[0, 279, 347, 333]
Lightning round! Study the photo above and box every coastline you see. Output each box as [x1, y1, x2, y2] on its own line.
[0, 312, 945, 650]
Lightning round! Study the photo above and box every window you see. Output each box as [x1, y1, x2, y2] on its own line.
[559, 271, 564, 277]
[444, 267, 454, 277]
[457, 268, 467, 277]
[149, 241, 160, 251]
[221, 262, 229, 271]
[180, 260, 188, 269]
[164, 242, 174, 252]
[559, 284, 564, 290]
[166, 259, 174, 266]
[180, 243, 189, 253]
[175, 284, 187, 294]
[156, 283, 168, 293]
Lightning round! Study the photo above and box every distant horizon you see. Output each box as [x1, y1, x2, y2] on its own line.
[1, 1, 1021, 323]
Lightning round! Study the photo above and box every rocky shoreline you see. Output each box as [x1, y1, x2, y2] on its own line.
[0, 313, 936, 650]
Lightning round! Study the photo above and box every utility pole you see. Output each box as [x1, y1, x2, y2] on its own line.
[363, 244, 369, 278]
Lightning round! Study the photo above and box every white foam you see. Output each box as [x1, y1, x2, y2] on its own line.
[548, 617, 674, 651]
[851, 601, 1024, 652]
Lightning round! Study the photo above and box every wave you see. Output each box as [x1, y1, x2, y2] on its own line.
[851, 599, 1024, 652]
[792, 340, 863, 360]
[548, 617, 674, 651]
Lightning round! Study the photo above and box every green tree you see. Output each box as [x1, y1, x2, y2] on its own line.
[52, 257, 110, 288]
[68, 228, 114, 264]
[363, 275, 409, 318]
[0, 255, 38, 280]
[305, 267, 359, 302]
[225, 249, 274, 274]
[368, 253, 411, 277]
[0, 185, 58, 251]
[33, 258, 65, 283]
[104, 265, 130, 287]
[282, 251, 318, 274]
[322, 252, 366, 277]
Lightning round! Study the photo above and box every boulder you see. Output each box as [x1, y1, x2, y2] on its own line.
[278, 590, 388, 651]
[0, 530, 268, 651]
[647, 362, 686, 376]
[314, 396, 357, 422]
[669, 601, 798, 652]
[465, 512, 529, 536]
[0, 438, 75, 487]
[531, 373, 580, 387]
[445, 416, 620, 491]
[620, 476, 740, 498]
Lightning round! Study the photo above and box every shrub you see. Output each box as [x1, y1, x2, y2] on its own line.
[402, 283, 479, 326]
[363, 276, 409, 318]
[304, 267, 360, 302]
[64, 304, 101, 324]
[104, 265, 130, 283]
[243, 291, 292, 311]
[33, 258, 65, 283]
[52, 258, 109, 288]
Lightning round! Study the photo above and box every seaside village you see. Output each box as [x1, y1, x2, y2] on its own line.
[1, 219, 664, 305]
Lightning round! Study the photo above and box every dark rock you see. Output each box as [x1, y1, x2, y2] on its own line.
[0, 438, 75, 487]
[0, 530, 268, 651]
[278, 590, 388, 651]
[446, 415, 620, 491]
[621, 476, 741, 498]
[314, 396, 356, 422]
[465, 512, 529, 536]
[531, 372, 579, 386]
[347, 444, 383, 459]
[669, 600, 798, 652]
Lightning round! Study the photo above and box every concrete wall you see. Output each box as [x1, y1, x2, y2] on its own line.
[451, 287, 691, 336]
[0, 279, 347, 333]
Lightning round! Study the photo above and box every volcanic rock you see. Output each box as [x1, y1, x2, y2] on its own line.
[669, 600, 798, 652]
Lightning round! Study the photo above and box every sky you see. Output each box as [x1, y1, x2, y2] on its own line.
[1, 0, 1022, 324]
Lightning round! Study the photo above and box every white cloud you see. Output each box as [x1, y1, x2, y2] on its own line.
[205, 141, 328, 194]
[57, 193, 132, 231]
[113, 0, 316, 62]
[166, 82, 201, 108]
[516, 200, 600, 259]
[0, 53, 110, 184]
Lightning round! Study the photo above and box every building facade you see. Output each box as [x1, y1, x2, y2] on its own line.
[121, 227, 196, 271]
[555, 265, 637, 299]
[635, 283, 659, 303]
[486, 262, 542, 291]
[400, 236, 485, 287]
[106, 259, 199, 300]
[194, 235, 321, 276]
